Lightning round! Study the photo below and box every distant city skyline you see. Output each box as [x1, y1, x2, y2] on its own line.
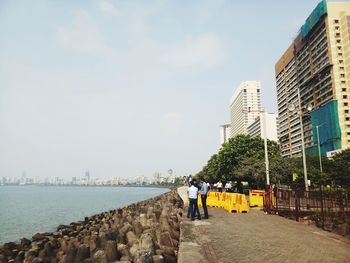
[0, 0, 324, 179]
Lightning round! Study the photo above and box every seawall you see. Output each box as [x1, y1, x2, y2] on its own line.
[0, 189, 183, 263]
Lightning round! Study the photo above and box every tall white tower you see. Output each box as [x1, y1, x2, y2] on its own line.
[230, 81, 262, 137]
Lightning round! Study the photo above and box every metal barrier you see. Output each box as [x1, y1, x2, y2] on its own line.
[264, 186, 350, 230]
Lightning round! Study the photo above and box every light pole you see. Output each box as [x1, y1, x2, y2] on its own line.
[315, 123, 325, 173]
[262, 112, 270, 185]
[287, 88, 312, 191]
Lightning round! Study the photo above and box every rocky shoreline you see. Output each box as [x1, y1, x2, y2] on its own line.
[0, 190, 183, 263]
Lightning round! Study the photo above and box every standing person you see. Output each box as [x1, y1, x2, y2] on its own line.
[193, 179, 202, 219]
[188, 175, 193, 187]
[217, 181, 223, 193]
[200, 179, 209, 219]
[225, 181, 232, 193]
[188, 181, 201, 220]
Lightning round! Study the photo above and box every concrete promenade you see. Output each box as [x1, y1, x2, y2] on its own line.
[177, 186, 350, 263]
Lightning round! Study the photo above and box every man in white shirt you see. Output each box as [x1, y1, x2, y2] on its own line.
[188, 181, 201, 220]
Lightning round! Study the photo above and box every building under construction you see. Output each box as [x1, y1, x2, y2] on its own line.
[275, 0, 350, 157]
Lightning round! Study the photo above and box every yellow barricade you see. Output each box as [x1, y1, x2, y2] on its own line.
[211, 192, 221, 207]
[225, 193, 238, 213]
[249, 190, 264, 207]
[237, 194, 250, 213]
[189, 191, 250, 214]
[206, 191, 217, 207]
[197, 193, 202, 206]
[221, 192, 228, 211]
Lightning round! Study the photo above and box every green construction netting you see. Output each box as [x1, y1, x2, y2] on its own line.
[306, 100, 342, 156]
[301, 0, 327, 39]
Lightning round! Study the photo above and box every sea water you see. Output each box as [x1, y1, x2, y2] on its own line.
[0, 186, 169, 244]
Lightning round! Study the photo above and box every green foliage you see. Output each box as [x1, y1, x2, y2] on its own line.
[196, 135, 350, 189]
[329, 149, 350, 186]
[196, 135, 284, 187]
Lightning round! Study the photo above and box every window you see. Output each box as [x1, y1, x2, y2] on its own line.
[257, 89, 260, 92]
[345, 110, 349, 113]
[344, 95, 348, 99]
[340, 74, 345, 78]
[346, 117, 350, 121]
[345, 102, 349, 106]
[343, 88, 347, 92]
[334, 19, 339, 23]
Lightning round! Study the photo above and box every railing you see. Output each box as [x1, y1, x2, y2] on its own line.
[264, 185, 350, 230]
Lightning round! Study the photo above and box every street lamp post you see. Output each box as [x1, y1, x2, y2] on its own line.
[288, 88, 311, 191]
[315, 124, 324, 173]
[262, 112, 270, 185]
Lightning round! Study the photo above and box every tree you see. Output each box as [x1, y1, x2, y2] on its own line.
[329, 149, 350, 186]
[196, 134, 282, 188]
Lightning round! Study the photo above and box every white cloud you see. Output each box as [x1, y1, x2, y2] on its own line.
[99, 1, 121, 16]
[56, 10, 109, 56]
[159, 34, 224, 68]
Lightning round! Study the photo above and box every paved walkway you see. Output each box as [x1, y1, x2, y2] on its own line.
[177, 187, 350, 263]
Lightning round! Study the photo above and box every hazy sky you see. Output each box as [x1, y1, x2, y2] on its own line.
[0, 0, 322, 179]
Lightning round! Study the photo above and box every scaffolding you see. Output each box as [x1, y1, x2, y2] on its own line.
[301, 0, 327, 39]
[306, 100, 342, 156]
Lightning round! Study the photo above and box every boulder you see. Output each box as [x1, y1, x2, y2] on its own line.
[64, 246, 77, 263]
[91, 250, 108, 263]
[0, 254, 6, 263]
[32, 257, 43, 263]
[134, 252, 152, 263]
[117, 244, 130, 258]
[20, 238, 32, 250]
[126, 232, 137, 247]
[132, 221, 143, 238]
[152, 255, 164, 263]
[139, 234, 155, 255]
[75, 244, 90, 262]
[105, 241, 118, 262]
[159, 233, 173, 247]
[98, 232, 107, 249]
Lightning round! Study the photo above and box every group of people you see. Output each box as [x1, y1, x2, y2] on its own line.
[187, 178, 209, 220]
[185, 175, 245, 220]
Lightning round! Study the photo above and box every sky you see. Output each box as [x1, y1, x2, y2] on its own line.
[0, 0, 323, 180]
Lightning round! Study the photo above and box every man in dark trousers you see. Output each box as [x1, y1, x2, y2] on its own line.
[200, 179, 209, 219]
[188, 180, 201, 220]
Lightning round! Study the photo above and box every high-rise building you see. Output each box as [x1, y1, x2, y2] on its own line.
[247, 112, 278, 141]
[275, 0, 350, 157]
[220, 124, 231, 145]
[230, 81, 262, 137]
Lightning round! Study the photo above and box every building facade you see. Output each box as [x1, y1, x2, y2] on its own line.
[220, 124, 231, 145]
[275, 0, 350, 157]
[230, 81, 262, 137]
[247, 112, 278, 141]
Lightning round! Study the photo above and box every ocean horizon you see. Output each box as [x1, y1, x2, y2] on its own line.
[0, 185, 169, 245]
